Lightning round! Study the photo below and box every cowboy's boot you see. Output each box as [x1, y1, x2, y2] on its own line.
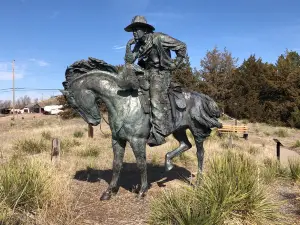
[147, 129, 166, 147]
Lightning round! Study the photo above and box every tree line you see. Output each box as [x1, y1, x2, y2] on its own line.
[58, 47, 300, 128]
[0, 95, 38, 109]
[171, 47, 300, 128]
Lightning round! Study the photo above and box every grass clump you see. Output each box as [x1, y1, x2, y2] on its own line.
[288, 158, 300, 182]
[248, 145, 260, 155]
[0, 157, 53, 212]
[291, 140, 300, 148]
[186, 129, 195, 145]
[273, 128, 289, 138]
[262, 158, 289, 183]
[34, 120, 46, 127]
[0, 156, 77, 224]
[150, 153, 160, 166]
[61, 138, 81, 153]
[41, 130, 52, 140]
[73, 130, 84, 138]
[14, 138, 47, 154]
[149, 151, 283, 225]
[77, 145, 100, 157]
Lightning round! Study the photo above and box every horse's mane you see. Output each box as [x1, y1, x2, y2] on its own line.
[62, 57, 119, 90]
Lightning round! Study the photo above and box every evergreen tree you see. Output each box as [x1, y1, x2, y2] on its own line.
[199, 46, 238, 110]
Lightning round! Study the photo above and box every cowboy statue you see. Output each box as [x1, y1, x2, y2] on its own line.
[122, 15, 187, 147]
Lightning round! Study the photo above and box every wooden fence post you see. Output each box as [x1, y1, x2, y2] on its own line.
[228, 134, 233, 148]
[88, 124, 94, 138]
[51, 138, 60, 163]
[273, 139, 283, 161]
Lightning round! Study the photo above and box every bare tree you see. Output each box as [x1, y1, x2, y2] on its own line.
[15, 95, 32, 108]
[0, 100, 12, 108]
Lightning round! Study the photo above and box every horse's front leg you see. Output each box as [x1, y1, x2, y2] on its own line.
[100, 138, 126, 201]
[130, 137, 148, 198]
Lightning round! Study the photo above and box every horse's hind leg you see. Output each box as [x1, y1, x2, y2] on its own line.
[100, 138, 126, 201]
[189, 124, 211, 175]
[165, 128, 192, 172]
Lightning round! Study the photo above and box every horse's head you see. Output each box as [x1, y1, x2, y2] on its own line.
[60, 88, 101, 126]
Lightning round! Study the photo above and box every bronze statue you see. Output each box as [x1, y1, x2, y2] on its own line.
[61, 16, 222, 201]
[123, 15, 187, 147]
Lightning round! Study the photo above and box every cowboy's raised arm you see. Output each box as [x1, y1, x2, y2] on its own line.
[157, 33, 187, 68]
[124, 39, 140, 64]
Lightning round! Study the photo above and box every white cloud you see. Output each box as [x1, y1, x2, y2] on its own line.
[0, 62, 25, 81]
[0, 71, 24, 80]
[113, 45, 126, 50]
[29, 58, 50, 67]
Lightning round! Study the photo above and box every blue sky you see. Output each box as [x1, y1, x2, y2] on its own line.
[1, 0, 300, 101]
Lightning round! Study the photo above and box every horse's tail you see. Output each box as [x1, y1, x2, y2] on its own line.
[191, 92, 223, 129]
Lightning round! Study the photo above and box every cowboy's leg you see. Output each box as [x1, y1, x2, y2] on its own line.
[149, 69, 172, 143]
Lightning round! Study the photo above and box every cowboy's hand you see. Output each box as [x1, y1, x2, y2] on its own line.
[127, 38, 136, 46]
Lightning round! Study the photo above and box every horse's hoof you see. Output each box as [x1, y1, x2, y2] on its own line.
[165, 159, 174, 172]
[100, 191, 112, 201]
[136, 191, 147, 199]
[136, 187, 148, 199]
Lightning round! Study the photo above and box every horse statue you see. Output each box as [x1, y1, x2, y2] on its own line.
[61, 57, 222, 200]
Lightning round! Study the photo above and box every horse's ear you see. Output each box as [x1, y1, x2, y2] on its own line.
[60, 90, 70, 97]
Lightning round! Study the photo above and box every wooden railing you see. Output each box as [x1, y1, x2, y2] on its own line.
[217, 125, 248, 140]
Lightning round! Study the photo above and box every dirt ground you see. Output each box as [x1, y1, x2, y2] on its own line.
[1, 113, 300, 224]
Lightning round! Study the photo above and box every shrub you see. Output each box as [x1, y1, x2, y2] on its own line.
[149, 151, 283, 225]
[58, 108, 79, 120]
[262, 158, 289, 183]
[273, 129, 289, 138]
[0, 156, 76, 224]
[13, 138, 47, 154]
[0, 158, 53, 213]
[248, 145, 260, 155]
[73, 130, 84, 138]
[291, 140, 300, 148]
[60, 138, 81, 153]
[288, 158, 300, 182]
[77, 145, 100, 157]
[288, 107, 300, 128]
[150, 153, 160, 166]
[41, 131, 52, 140]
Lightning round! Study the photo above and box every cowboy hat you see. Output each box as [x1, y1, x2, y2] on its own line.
[124, 15, 155, 32]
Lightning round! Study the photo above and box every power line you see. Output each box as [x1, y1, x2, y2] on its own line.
[0, 88, 62, 91]
[0, 90, 61, 93]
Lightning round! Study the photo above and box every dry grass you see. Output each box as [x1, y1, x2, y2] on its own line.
[149, 151, 285, 225]
[0, 114, 300, 224]
[73, 130, 84, 138]
[0, 155, 78, 225]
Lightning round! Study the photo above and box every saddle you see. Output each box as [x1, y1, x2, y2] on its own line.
[117, 65, 186, 119]
[139, 79, 186, 115]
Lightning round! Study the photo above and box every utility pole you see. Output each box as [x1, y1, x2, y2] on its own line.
[12, 60, 15, 119]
